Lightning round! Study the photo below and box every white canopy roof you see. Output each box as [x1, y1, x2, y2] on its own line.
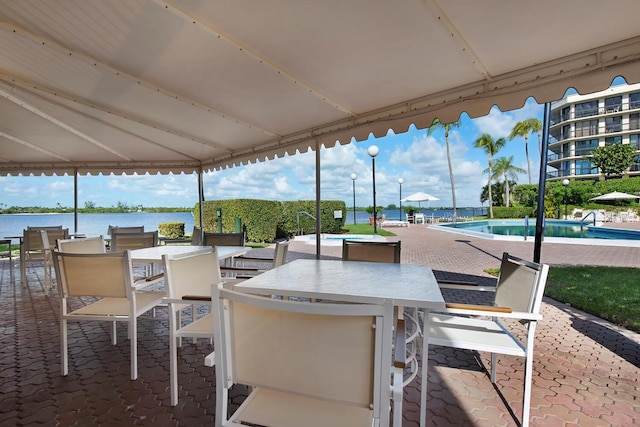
[2, 0, 640, 176]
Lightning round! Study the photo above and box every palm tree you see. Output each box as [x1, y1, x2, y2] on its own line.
[489, 156, 526, 207]
[508, 118, 542, 185]
[475, 133, 506, 218]
[428, 118, 461, 218]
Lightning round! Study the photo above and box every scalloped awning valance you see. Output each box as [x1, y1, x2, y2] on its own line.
[2, 1, 640, 176]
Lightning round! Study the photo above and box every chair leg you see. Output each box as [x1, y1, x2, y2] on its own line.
[392, 367, 404, 427]
[490, 352, 497, 383]
[130, 317, 137, 380]
[111, 321, 117, 345]
[169, 305, 179, 405]
[522, 355, 533, 427]
[61, 317, 68, 376]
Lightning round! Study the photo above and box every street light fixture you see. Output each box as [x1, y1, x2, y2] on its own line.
[350, 173, 357, 225]
[368, 145, 380, 234]
[562, 179, 570, 219]
[398, 178, 403, 220]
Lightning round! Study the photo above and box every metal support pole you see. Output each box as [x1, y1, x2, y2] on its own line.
[534, 103, 551, 263]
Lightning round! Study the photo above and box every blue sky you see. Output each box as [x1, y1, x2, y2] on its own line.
[0, 99, 545, 210]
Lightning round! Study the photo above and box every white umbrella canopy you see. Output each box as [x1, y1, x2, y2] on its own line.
[589, 191, 640, 201]
[401, 191, 439, 208]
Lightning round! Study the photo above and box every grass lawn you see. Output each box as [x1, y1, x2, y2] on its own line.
[341, 223, 396, 236]
[545, 266, 640, 333]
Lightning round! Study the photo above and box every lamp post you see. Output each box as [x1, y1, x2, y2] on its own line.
[562, 178, 570, 219]
[398, 178, 403, 220]
[350, 173, 357, 225]
[368, 145, 380, 234]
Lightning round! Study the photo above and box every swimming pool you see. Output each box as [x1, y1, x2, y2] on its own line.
[433, 219, 640, 247]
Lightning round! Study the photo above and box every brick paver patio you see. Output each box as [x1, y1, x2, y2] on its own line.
[1, 223, 638, 426]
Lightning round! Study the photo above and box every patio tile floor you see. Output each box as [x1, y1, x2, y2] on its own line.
[0, 223, 638, 426]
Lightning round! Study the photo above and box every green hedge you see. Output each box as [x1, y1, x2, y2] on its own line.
[194, 199, 347, 242]
[492, 206, 537, 219]
[158, 222, 185, 238]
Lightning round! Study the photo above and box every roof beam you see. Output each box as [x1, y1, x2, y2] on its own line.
[0, 130, 70, 162]
[0, 74, 226, 156]
[0, 86, 131, 161]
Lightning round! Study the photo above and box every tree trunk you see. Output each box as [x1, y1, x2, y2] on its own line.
[445, 136, 457, 219]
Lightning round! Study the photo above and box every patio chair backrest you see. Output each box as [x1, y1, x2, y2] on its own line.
[163, 248, 222, 300]
[108, 225, 145, 235]
[24, 228, 69, 253]
[58, 236, 107, 253]
[191, 226, 203, 246]
[111, 231, 158, 253]
[494, 252, 549, 314]
[202, 232, 245, 247]
[27, 225, 63, 231]
[342, 240, 401, 263]
[272, 240, 290, 268]
[213, 286, 392, 424]
[53, 251, 132, 298]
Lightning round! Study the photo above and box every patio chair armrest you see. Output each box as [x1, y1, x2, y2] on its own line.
[438, 280, 495, 292]
[180, 295, 212, 301]
[442, 305, 543, 321]
[133, 272, 165, 289]
[445, 303, 512, 313]
[220, 266, 264, 274]
[394, 318, 407, 369]
[234, 254, 273, 262]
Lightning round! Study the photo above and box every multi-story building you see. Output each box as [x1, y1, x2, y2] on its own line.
[548, 83, 640, 181]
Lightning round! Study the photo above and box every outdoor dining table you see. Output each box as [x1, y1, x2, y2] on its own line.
[232, 258, 446, 427]
[129, 245, 248, 263]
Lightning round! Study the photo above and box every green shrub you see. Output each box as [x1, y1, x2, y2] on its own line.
[492, 206, 536, 219]
[194, 199, 347, 242]
[158, 222, 185, 238]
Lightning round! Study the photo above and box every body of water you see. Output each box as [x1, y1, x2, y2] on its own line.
[0, 212, 194, 240]
[344, 207, 486, 225]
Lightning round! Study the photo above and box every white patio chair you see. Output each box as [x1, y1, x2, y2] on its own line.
[52, 250, 165, 380]
[427, 252, 549, 427]
[22, 228, 69, 293]
[162, 247, 225, 406]
[58, 235, 107, 254]
[222, 240, 289, 278]
[341, 239, 413, 426]
[209, 285, 394, 427]
[414, 213, 425, 224]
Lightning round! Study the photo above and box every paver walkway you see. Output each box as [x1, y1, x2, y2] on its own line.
[0, 223, 638, 426]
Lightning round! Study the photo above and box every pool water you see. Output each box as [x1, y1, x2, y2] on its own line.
[437, 219, 640, 241]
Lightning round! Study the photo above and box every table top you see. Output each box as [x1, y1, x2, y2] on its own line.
[130, 245, 248, 262]
[235, 259, 445, 310]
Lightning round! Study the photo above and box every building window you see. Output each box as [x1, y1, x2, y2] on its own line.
[561, 125, 570, 139]
[630, 92, 640, 109]
[561, 106, 570, 121]
[605, 116, 622, 133]
[605, 136, 622, 145]
[630, 113, 640, 130]
[630, 134, 640, 150]
[631, 155, 640, 172]
[575, 100, 599, 118]
[575, 120, 598, 137]
[575, 159, 598, 175]
[575, 139, 599, 157]
[605, 96, 622, 113]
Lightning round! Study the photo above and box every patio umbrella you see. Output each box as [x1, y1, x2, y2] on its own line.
[401, 191, 439, 208]
[589, 191, 640, 202]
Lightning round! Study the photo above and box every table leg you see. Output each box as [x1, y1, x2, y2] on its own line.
[420, 311, 431, 427]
